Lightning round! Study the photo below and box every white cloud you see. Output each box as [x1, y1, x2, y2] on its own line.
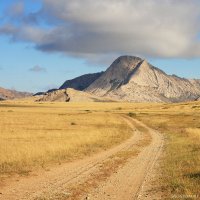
[1, 0, 200, 61]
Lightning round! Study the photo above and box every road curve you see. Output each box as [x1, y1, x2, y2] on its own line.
[86, 117, 164, 200]
[0, 116, 163, 200]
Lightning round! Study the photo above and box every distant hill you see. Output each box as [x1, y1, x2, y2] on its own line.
[0, 87, 32, 100]
[59, 72, 104, 90]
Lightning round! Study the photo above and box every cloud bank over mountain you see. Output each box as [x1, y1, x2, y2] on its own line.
[1, 0, 200, 61]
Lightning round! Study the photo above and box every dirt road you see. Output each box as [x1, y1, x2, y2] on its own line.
[0, 116, 163, 200]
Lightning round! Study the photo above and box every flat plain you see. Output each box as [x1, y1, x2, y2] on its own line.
[0, 100, 199, 199]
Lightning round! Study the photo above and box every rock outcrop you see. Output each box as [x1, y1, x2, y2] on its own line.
[36, 88, 114, 102]
[37, 89, 70, 102]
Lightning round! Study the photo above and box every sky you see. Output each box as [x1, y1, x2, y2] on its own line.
[0, 0, 200, 93]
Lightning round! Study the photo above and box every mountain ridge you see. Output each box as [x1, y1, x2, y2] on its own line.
[59, 72, 104, 91]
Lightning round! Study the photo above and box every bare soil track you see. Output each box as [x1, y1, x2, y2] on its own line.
[0, 116, 163, 200]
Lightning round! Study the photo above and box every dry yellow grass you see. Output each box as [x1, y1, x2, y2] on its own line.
[186, 128, 200, 141]
[129, 101, 200, 198]
[1, 100, 200, 198]
[0, 102, 132, 177]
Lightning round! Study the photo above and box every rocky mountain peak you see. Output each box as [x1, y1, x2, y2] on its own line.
[112, 55, 142, 66]
[108, 56, 143, 73]
[85, 56, 147, 95]
[85, 55, 200, 102]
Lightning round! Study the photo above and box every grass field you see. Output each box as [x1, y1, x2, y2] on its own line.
[0, 101, 132, 178]
[0, 100, 200, 198]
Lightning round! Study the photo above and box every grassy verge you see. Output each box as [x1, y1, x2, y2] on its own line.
[135, 109, 200, 198]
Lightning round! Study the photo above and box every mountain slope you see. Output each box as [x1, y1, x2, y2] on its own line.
[85, 56, 200, 102]
[59, 72, 104, 91]
[0, 87, 32, 100]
